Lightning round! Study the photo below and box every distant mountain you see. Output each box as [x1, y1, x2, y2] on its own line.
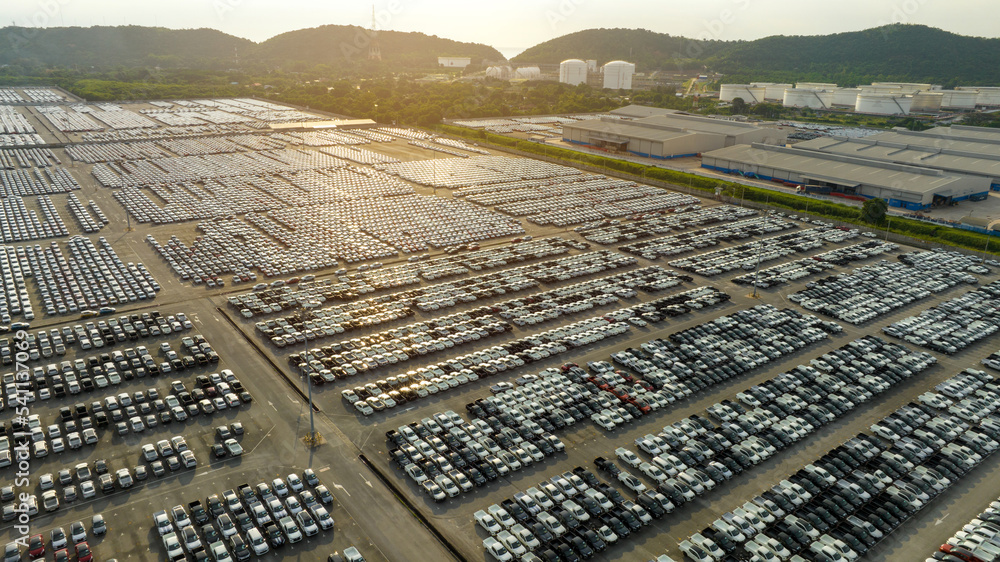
[0, 26, 253, 69]
[0, 24, 504, 72]
[514, 25, 1000, 86]
[256, 25, 505, 69]
[706, 25, 1000, 86]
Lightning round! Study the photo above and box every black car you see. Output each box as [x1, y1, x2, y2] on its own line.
[264, 522, 285, 548]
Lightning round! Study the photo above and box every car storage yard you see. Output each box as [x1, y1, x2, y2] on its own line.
[2, 89, 1000, 562]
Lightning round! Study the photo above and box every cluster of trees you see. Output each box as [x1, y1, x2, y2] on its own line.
[267, 79, 620, 126]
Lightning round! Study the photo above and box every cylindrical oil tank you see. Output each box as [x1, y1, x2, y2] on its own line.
[940, 90, 978, 110]
[754, 83, 792, 101]
[832, 88, 861, 107]
[559, 59, 588, 86]
[783, 88, 833, 109]
[485, 66, 512, 80]
[514, 66, 540, 80]
[796, 82, 838, 90]
[855, 93, 912, 115]
[720, 84, 765, 103]
[871, 82, 931, 94]
[958, 87, 1000, 107]
[602, 61, 635, 90]
[910, 92, 943, 112]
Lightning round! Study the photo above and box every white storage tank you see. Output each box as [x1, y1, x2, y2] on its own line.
[783, 88, 833, 109]
[603, 61, 635, 90]
[855, 93, 912, 115]
[514, 66, 540, 80]
[958, 86, 1000, 107]
[485, 66, 512, 80]
[795, 82, 838, 90]
[940, 90, 978, 110]
[559, 59, 588, 86]
[832, 88, 861, 107]
[754, 83, 792, 101]
[871, 82, 932, 94]
[860, 84, 903, 95]
[910, 92, 943, 112]
[720, 84, 765, 103]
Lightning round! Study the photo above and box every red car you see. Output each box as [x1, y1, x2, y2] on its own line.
[53, 548, 69, 562]
[940, 544, 986, 562]
[27, 534, 45, 559]
[75, 542, 93, 562]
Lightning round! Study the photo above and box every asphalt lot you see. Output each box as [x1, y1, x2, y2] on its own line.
[2, 94, 999, 562]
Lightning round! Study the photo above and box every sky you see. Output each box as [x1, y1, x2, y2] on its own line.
[4, 0, 997, 59]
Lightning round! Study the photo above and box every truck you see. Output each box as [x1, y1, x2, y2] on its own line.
[162, 532, 185, 561]
[593, 457, 621, 477]
[796, 184, 832, 195]
[188, 500, 209, 526]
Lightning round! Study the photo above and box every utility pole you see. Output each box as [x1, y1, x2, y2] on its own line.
[751, 210, 772, 299]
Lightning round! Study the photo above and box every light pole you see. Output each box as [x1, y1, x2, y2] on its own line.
[751, 210, 773, 299]
[374, 103, 378, 124]
[884, 217, 891, 242]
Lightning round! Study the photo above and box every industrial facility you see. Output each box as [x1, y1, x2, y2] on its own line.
[702, 143, 991, 210]
[556, 58, 637, 89]
[718, 80, 1000, 115]
[794, 131, 1000, 191]
[559, 59, 589, 86]
[603, 61, 636, 90]
[438, 56, 471, 68]
[561, 113, 788, 159]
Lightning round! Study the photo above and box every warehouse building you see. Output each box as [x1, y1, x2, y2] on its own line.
[562, 114, 788, 159]
[701, 143, 990, 210]
[794, 133, 1000, 191]
[608, 105, 683, 119]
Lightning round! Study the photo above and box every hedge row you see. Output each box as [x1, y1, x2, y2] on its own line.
[435, 124, 998, 257]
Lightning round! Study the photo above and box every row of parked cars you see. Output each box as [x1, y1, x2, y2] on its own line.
[932, 491, 1000, 562]
[476, 463, 667, 562]
[257, 247, 618, 349]
[28, 235, 160, 316]
[7, 514, 106, 561]
[577, 204, 756, 246]
[345, 311, 632, 415]
[154, 470, 334, 561]
[668, 226, 861, 277]
[791, 250, 985, 325]
[731, 240, 898, 289]
[885, 279, 1000, 355]
[66, 193, 108, 234]
[619, 215, 796, 261]
[390, 368, 617, 498]
[681, 364, 1000, 562]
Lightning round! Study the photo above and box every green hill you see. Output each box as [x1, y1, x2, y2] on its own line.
[513, 28, 725, 72]
[0, 24, 504, 72]
[514, 24, 1000, 86]
[256, 25, 505, 69]
[0, 26, 253, 69]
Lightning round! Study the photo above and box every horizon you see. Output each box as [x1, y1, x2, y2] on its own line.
[3, 0, 999, 59]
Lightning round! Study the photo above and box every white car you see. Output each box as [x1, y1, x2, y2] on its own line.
[615, 447, 641, 468]
[483, 536, 513, 561]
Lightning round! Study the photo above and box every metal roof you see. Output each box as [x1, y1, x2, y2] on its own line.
[868, 129, 1000, 154]
[914, 124, 1000, 143]
[794, 136, 1000, 181]
[609, 105, 683, 119]
[563, 118, 702, 143]
[703, 144, 966, 195]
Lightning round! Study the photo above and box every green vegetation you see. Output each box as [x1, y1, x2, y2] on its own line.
[256, 25, 503, 72]
[512, 28, 723, 74]
[515, 24, 1000, 86]
[0, 26, 253, 70]
[860, 198, 889, 224]
[438, 124, 998, 256]
[0, 24, 501, 75]
[266, 80, 619, 126]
